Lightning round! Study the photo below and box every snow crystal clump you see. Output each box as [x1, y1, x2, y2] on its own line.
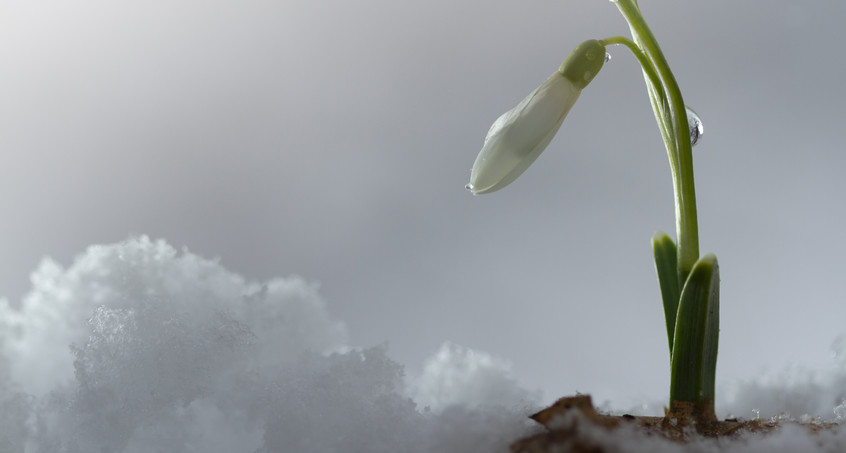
[410, 342, 539, 413]
[0, 236, 347, 397]
[719, 338, 846, 421]
[0, 236, 535, 452]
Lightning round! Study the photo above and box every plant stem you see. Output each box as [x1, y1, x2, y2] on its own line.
[599, 36, 662, 99]
[610, 0, 699, 284]
[599, 36, 675, 180]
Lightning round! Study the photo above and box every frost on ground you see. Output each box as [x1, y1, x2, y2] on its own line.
[1, 237, 846, 452]
[0, 237, 535, 453]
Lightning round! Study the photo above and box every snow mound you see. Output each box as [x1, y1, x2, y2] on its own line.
[0, 236, 536, 452]
[411, 342, 540, 413]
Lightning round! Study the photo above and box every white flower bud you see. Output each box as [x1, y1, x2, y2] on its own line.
[467, 40, 606, 195]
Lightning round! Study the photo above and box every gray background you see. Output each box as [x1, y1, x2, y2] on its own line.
[1, 0, 844, 407]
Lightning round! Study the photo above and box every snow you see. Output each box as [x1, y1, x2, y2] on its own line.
[410, 342, 540, 413]
[0, 237, 536, 452]
[0, 236, 845, 452]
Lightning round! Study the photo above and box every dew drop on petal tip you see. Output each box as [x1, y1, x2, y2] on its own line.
[465, 183, 474, 192]
[686, 106, 704, 147]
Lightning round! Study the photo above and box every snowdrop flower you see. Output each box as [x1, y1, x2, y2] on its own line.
[467, 40, 606, 195]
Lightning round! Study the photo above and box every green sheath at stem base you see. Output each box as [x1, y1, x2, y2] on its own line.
[669, 254, 719, 410]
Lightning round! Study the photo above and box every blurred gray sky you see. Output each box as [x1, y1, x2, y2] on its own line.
[1, 0, 845, 408]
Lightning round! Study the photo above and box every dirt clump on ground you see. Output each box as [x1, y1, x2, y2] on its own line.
[511, 395, 837, 453]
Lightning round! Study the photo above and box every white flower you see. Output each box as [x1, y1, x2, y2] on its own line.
[467, 73, 580, 195]
[467, 40, 606, 195]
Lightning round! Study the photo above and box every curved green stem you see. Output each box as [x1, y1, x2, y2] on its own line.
[611, 0, 699, 283]
[599, 36, 662, 100]
[600, 35, 675, 175]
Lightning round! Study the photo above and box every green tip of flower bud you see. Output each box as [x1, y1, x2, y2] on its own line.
[558, 39, 607, 90]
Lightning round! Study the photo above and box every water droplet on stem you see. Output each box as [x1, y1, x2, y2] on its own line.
[686, 106, 704, 147]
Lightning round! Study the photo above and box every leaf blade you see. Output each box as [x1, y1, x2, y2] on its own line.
[669, 253, 719, 408]
[652, 231, 680, 355]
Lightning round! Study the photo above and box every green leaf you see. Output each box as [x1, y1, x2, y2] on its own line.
[669, 254, 720, 406]
[652, 231, 680, 355]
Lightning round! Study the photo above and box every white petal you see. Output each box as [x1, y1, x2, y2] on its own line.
[469, 73, 580, 195]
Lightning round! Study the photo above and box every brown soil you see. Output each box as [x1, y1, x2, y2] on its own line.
[510, 395, 838, 453]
